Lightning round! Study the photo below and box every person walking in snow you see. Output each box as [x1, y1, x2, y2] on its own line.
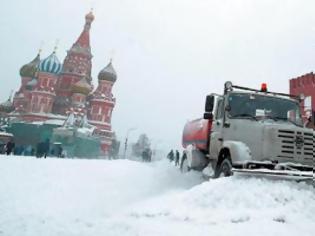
[175, 150, 180, 166]
[166, 150, 170, 161]
[5, 139, 15, 155]
[36, 142, 43, 158]
[42, 139, 50, 159]
[180, 151, 187, 171]
[167, 150, 174, 162]
[57, 146, 63, 158]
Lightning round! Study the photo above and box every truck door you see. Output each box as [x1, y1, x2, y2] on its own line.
[209, 97, 224, 160]
[222, 93, 264, 161]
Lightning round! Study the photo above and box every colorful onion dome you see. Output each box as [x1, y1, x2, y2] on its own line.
[19, 53, 40, 78]
[98, 61, 117, 82]
[39, 52, 62, 74]
[71, 78, 92, 95]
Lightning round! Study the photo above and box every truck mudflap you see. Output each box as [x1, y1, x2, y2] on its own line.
[232, 168, 314, 182]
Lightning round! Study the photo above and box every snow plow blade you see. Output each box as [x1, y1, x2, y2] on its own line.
[232, 168, 314, 182]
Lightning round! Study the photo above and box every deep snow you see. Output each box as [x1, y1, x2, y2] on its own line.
[0, 156, 314, 236]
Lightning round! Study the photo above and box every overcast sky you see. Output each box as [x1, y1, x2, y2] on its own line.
[0, 0, 314, 151]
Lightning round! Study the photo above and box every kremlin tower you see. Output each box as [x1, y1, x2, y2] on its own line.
[10, 11, 117, 156]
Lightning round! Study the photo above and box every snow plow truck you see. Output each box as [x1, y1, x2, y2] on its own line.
[182, 81, 314, 181]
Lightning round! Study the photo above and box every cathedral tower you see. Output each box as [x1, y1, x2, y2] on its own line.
[70, 77, 92, 116]
[29, 51, 61, 116]
[88, 60, 117, 153]
[54, 11, 94, 114]
[13, 52, 40, 113]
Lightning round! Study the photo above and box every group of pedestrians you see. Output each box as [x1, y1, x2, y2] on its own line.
[2, 139, 15, 155]
[167, 149, 188, 171]
[1, 140, 36, 156]
[36, 139, 50, 158]
[167, 149, 180, 166]
[1, 138, 63, 158]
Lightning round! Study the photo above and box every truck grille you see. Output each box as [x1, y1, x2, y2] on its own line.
[277, 129, 314, 163]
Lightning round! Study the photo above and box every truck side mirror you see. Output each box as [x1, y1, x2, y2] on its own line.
[205, 95, 214, 112]
[203, 112, 213, 120]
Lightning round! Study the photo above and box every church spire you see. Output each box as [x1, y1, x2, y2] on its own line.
[73, 10, 94, 51]
[84, 9, 94, 31]
[57, 10, 95, 102]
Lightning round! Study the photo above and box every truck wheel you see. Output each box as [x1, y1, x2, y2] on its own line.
[215, 158, 233, 178]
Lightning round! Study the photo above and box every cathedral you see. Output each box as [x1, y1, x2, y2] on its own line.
[10, 11, 117, 154]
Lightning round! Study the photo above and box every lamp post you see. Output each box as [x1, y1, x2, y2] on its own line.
[123, 127, 137, 159]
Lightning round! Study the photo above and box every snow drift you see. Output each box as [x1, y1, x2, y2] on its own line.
[0, 156, 314, 236]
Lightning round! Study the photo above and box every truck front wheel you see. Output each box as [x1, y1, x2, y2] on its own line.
[215, 158, 233, 178]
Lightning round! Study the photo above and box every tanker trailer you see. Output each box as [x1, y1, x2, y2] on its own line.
[182, 118, 212, 171]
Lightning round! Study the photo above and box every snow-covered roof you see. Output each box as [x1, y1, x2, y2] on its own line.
[0, 132, 13, 137]
[44, 119, 65, 126]
[88, 120, 110, 126]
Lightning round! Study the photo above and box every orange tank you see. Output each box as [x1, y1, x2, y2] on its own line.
[182, 118, 212, 152]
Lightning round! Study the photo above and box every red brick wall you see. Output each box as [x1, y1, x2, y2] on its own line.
[289, 72, 315, 117]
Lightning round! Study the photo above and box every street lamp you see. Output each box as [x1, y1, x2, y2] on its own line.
[123, 127, 137, 159]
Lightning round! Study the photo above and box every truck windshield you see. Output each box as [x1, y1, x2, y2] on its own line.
[227, 93, 303, 126]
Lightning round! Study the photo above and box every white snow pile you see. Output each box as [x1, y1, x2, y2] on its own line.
[111, 178, 314, 236]
[0, 156, 314, 236]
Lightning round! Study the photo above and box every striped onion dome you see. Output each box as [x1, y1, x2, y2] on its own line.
[98, 61, 117, 82]
[39, 52, 62, 74]
[19, 53, 40, 78]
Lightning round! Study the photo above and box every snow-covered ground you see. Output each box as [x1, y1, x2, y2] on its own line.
[0, 156, 314, 236]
